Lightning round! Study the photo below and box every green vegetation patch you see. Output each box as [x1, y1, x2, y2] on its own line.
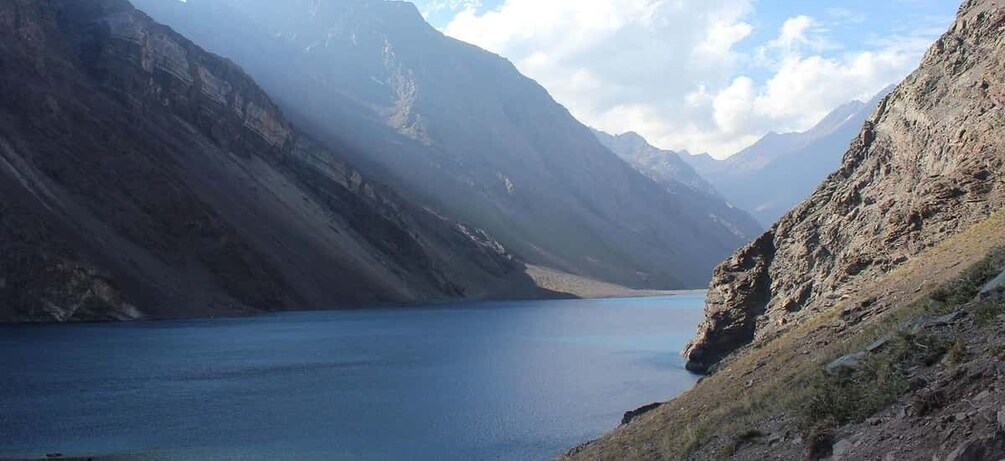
[796, 248, 1005, 434]
[799, 332, 950, 429]
[974, 299, 1005, 327]
[929, 247, 1005, 309]
[724, 429, 766, 456]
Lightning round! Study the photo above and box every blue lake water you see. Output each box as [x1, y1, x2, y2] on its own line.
[0, 294, 705, 460]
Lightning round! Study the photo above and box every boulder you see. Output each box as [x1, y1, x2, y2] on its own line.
[621, 402, 663, 426]
[978, 269, 1005, 300]
[945, 436, 1005, 461]
[826, 352, 868, 376]
[865, 334, 895, 353]
[831, 437, 856, 459]
[908, 311, 967, 335]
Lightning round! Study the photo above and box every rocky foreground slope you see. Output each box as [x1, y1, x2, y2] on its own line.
[684, 0, 1005, 373]
[564, 0, 1005, 458]
[566, 211, 1005, 460]
[0, 0, 546, 322]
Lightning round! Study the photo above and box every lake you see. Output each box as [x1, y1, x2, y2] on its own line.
[0, 294, 705, 460]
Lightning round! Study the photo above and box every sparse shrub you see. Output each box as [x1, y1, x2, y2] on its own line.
[929, 287, 951, 305]
[898, 333, 952, 367]
[929, 247, 1005, 309]
[800, 332, 954, 430]
[801, 364, 908, 428]
[974, 299, 1005, 327]
[990, 344, 1005, 360]
[948, 333, 967, 364]
[804, 423, 835, 460]
[911, 389, 946, 417]
[724, 429, 765, 456]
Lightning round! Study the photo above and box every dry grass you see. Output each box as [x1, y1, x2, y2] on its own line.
[975, 299, 1005, 327]
[562, 209, 1005, 461]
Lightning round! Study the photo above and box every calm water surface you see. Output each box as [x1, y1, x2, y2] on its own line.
[0, 294, 705, 460]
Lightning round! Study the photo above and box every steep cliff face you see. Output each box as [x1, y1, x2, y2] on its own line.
[131, 0, 761, 289]
[0, 0, 542, 322]
[685, 0, 1005, 372]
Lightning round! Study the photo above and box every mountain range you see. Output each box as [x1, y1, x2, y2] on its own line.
[131, 0, 763, 289]
[682, 88, 894, 226]
[593, 129, 762, 236]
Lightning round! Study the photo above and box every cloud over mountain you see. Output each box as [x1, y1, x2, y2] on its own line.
[435, 0, 955, 157]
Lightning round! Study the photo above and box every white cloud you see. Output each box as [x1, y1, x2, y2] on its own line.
[423, 0, 482, 14]
[773, 16, 816, 50]
[713, 76, 755, 134]
[697, 19, 753, 60]
[441, 1, 946, 158]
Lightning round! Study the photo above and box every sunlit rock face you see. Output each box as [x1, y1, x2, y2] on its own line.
[0, 0, 542, 322]
[684, 0, 1005, 373]
[132, 0, 764, 290]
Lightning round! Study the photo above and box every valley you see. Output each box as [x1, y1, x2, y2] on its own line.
[0, 0, 1001, 460]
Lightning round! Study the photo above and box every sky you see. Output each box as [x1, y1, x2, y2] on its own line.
[413, 0, 960, 158]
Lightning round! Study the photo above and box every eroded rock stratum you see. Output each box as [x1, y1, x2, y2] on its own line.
[685, 0, 1005, 373]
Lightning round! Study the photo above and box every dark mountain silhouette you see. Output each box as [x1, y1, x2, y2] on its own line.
[0, 0, 548, 321]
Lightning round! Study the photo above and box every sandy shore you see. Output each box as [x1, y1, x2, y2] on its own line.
[525, 265, 701, 299]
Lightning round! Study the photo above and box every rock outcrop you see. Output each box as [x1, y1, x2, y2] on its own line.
[684, 0, 1005, 373]
[0, 0, 544, 321]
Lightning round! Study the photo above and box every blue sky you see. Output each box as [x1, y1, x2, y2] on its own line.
[411, 0, 959, 157]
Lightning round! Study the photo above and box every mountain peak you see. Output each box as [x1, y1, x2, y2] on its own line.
[593, 130, 748, 212]
[616, 131, 646, 141]
[137, 0, 765, 289]
[686, 86, 897, 226]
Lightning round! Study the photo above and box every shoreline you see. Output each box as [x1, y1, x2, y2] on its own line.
[0, 284, 704, 327]
[524, 264, 702, 300]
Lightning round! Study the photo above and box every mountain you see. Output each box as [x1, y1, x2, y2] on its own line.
[129, 0, 762, 289]
[0, 0, 549, 322]
[684, 0, 1005, 373]
[593, 130, 720, 197]
[592, 130, 763, 235]
[566, 0, 1005, 458]
[683, 89, 893, 226]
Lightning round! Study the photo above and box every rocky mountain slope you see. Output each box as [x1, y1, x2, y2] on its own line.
[593, 130, 762, 235]
[566, 211, 1005, 460]
[593, 130, 720, 198]
[130, 0, 762, 289]
[683, 0, 1005, 374]
[0, 0, 547, 322]
[683, 89, 892, 226]
[564, 1, 1005, 456]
